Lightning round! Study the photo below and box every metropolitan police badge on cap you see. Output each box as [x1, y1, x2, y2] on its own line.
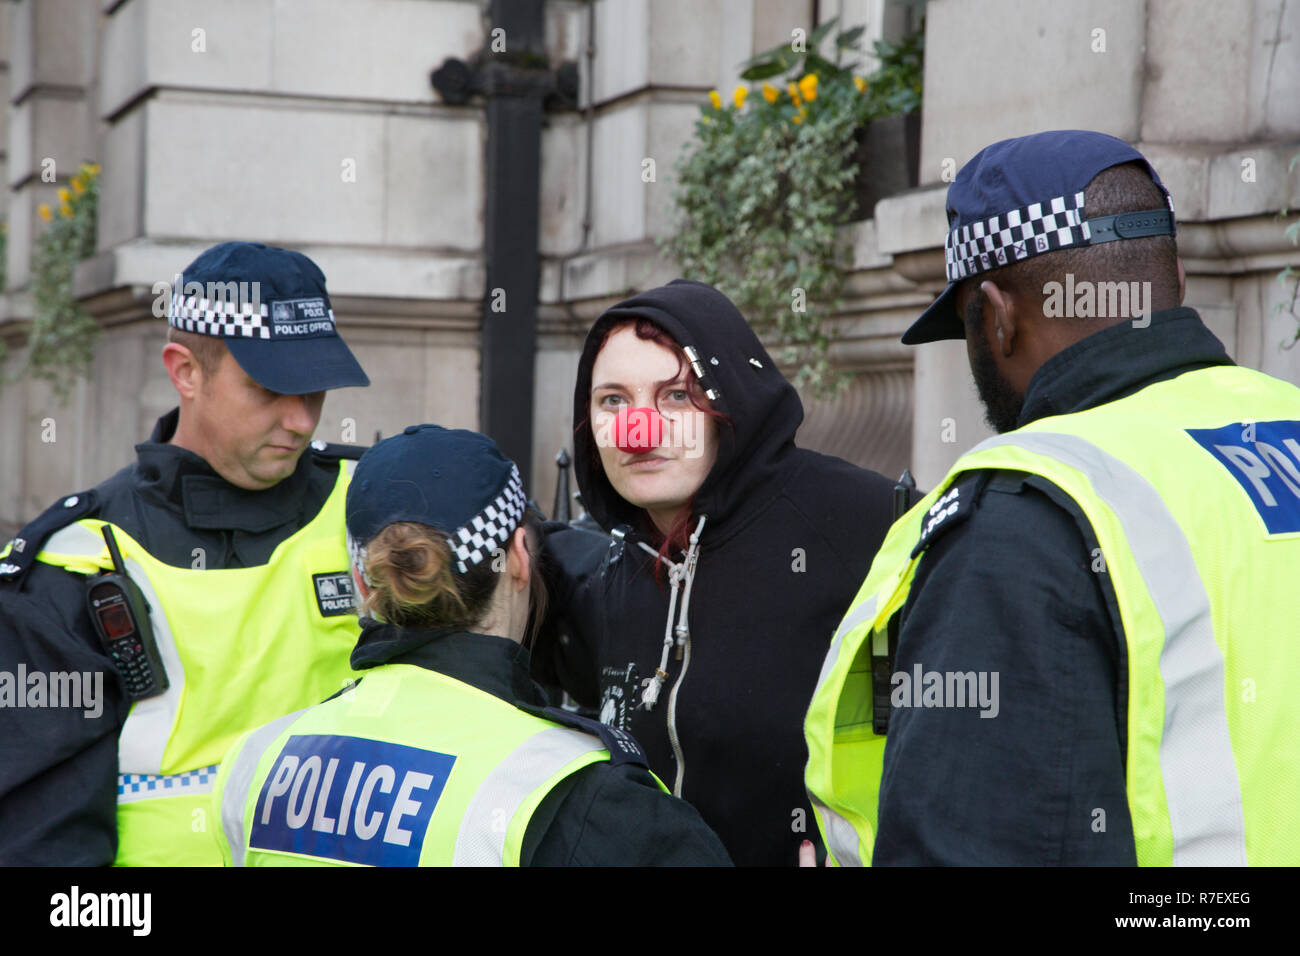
[269, 297, 337, 338]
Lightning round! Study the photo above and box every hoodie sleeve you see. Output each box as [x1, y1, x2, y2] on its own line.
[533, 521, 610, 707]
[783, 449, 904, 591]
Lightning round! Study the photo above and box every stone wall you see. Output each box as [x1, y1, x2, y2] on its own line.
[1, 0, 487, 526]
[2, 0, 1297, 530]
[897, 0, 1300, 487]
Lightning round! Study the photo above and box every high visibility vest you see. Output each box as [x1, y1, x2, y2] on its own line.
[212, 662, 623, 866]
[805, 365, 1300, 866]
[31, 461, 360, 866]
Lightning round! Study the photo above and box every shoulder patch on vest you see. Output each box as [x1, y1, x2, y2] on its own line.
[910, 473, 988, 559]
[0, 489, 99, 584]
[310, 440, 369, 461]
[524, 704, 649, 768]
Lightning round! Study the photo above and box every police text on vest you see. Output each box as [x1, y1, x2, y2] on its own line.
[250, 734, 455, 866]
[1187, 420, 1300, 534]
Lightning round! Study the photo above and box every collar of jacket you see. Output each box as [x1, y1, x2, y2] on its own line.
[1018, 306, 1235, 427]
[134, 408, 322, 534]
[349, 620, 549, 708]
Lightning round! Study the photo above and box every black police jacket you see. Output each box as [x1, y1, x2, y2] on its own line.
[873, 307, 1237, 865]
[0, 409, 358, 865]
[349, 624, 732, 865]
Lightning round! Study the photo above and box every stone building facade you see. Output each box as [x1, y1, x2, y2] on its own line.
[1, 0, 1297, 530]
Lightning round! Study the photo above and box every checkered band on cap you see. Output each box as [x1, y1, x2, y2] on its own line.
[449, 464, 527, 574]
[945, 192, 1088, 283]
[347, 531, 373, 588]
[167, 288, 271, 339]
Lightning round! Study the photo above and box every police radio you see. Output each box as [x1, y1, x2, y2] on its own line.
[86, 525, 169, 701]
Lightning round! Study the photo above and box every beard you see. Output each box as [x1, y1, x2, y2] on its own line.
[967, 320, 1024, 434]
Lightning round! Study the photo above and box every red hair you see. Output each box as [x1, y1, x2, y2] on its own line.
[579, 318, 732, 576]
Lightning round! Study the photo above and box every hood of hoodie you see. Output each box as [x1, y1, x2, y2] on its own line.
[572, 279, 804, 537]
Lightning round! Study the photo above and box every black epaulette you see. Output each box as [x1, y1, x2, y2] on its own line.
[519, 703, 649, 768]
[910, 472, 991, 559]
[309, 440, 369, 461]
[0, 489, 100, 585]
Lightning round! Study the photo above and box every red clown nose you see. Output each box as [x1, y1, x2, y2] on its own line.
[614, 406, 664, 453]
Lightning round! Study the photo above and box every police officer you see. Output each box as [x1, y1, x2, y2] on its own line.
[212, 424, 731, 866]
[805, 130, 1300, 865]
[0, 241, 370, 865]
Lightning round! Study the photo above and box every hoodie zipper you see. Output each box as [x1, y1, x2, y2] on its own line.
[664, 515, 706, 796]
[633, 515, 706, 797]
[666, 629, 690, 796]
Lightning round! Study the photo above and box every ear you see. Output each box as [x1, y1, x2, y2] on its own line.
[980, 280, 1016, 357]
[1176, 257, 1186, 306]
[506, 526, 530, 593]
[162, 342, 203, 400]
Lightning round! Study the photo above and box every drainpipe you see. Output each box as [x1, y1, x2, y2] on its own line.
[431, 0, 578, 492]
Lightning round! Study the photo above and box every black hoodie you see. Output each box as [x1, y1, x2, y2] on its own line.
[534, 280, 901, 866]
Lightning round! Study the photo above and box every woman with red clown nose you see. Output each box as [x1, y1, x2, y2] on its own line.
[534, 279, 907, 866]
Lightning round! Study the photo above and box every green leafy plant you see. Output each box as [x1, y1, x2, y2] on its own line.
[28, 162, 101, 401]
[666, 17, 923, 396]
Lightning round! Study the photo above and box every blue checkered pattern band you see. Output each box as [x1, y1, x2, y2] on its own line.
[450, 464, 527, 574]
[167, 289, 272, 338]
[946, 192, 1087, 282]
[117, 764, 219, 804]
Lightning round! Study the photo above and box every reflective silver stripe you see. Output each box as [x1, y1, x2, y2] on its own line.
[810, 794, 864, 867]
[976, 431, 1247, 866]
[219, 709, 308, 867]
[811, 594, 879, 702]
[42, 524, 186, 777]
[453, 727, 607, 866]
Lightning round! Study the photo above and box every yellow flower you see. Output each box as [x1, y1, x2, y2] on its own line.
[709, 89, 722, 110]
[84, 162, 101, 176]
[733, 85, 748, 109]
[853, 75, 867, 94]
[58, 187, 70, 204]
[38, 204, 52, 222]
[792, 111, 804, 124]
[59, 203, 73, 218]
[762, 82, 779, 104]
[71, 176, 86, 194]
[787, 81, 801, 105]
[798, 73, 818, 103]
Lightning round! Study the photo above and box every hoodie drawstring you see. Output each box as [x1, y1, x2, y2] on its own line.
[637, 514, 707, 711]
